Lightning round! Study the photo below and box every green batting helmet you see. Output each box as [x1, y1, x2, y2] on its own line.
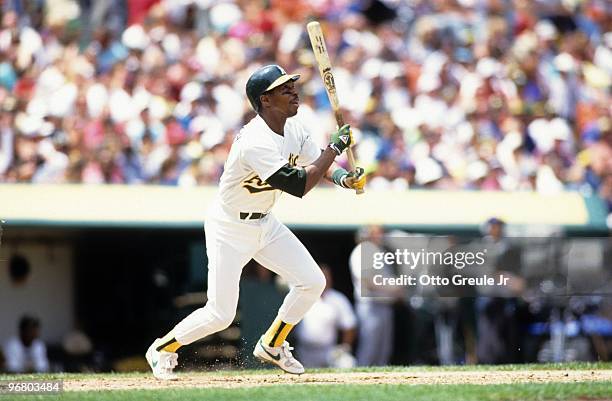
[246, 65, 300, 112]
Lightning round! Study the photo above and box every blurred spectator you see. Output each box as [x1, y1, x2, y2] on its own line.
[8, 253, 31, 286]
[62, 321, 95, 372]
[3, 315, 49, 373]
[0, 0, 609, 220]
[475, 217, 524, 364]
[296, 265, 357, 368]
[350, 225, 401, 366]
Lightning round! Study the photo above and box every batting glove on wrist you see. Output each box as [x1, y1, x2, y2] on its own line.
[329, 124, 353, 156]
[342, 167, 366, 191]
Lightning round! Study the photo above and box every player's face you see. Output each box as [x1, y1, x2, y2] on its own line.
[263, 80, 300, 117]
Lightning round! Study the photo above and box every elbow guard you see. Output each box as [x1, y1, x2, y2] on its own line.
[266, 164, 307, 198]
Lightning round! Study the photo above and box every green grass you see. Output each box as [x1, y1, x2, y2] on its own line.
[5, 382, 612, 401]
[2, 364, 611, 401]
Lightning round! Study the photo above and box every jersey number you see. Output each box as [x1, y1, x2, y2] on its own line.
[242, 175, 274, 193]
[288, 153, 298, 167]
[242, 154, 297, 194]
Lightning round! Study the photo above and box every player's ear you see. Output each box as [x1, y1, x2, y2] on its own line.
[259, 93, 270, 110]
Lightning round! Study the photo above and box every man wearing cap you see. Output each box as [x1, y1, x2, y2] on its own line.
[146, 64, 365, 379]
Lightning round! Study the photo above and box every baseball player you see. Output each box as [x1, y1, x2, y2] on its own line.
[146, 64, 366, 379]
[350, 225, 399, 366]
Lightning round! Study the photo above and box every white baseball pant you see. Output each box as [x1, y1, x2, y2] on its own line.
[173, 201, 326, 345]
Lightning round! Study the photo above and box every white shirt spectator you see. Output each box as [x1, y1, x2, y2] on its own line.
[3, 337, 49, 373]
[0, 126, 13, 175]
[297, 288, 356, 347]
[350, 242, 396, 303]
[32, 139, 69, 183]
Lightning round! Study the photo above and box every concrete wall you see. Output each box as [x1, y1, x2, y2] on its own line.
[1, 184, 605, 230]
[0, 240, 74, 345]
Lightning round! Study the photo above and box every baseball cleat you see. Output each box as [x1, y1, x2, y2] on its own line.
[146, 338, 179, 380]
[253, 336, 305, 375]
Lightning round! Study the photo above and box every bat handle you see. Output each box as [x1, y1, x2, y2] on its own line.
[345, 149, 364, 195]
[335, 112, 364, 195]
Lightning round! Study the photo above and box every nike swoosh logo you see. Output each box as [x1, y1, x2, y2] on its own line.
[259, 340, 281, 361]
[152, 360, 158, 367]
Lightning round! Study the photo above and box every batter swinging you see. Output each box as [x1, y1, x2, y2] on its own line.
[146, 65, 365, 379]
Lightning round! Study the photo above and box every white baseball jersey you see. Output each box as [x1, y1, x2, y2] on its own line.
[218, 115, 321, 213]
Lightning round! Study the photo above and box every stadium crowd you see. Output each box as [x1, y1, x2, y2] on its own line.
[0, 0, 610, 216]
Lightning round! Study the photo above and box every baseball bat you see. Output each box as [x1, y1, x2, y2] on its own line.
[306, 21, 364, 195]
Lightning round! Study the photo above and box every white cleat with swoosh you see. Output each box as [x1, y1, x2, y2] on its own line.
[253, 336, 305, 375]
[146, 338, 179, 380]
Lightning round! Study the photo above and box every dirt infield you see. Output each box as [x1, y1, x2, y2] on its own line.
[64, 369, 612, 391]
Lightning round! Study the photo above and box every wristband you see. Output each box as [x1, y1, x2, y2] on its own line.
[329, 142, 342, 156]
[331, 168, 349, 188]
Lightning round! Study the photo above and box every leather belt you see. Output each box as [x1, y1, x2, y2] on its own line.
[239, 212, 268, 220]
